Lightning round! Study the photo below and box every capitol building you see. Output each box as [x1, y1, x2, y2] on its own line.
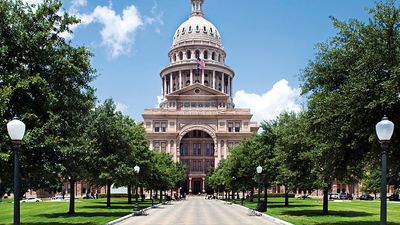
[142, 0, 258, 194]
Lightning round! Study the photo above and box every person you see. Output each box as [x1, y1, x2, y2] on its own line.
[95, 191, 99, 199]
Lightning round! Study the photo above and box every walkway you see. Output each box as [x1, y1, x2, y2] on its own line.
[115, 197, 283, 225]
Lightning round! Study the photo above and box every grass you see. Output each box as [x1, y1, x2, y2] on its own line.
[0, 197, 160, 225]
[232, 197, 400, 225]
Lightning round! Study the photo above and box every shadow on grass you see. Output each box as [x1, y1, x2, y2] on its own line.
[39, 211, 129, 219]
[281, 210, 373, 217]
[267, 204, 315, 209]
[320, 221, 400, 225]
[18, 223, 97, 225]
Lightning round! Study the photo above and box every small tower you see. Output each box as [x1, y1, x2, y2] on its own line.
[191, 0, 204, 16]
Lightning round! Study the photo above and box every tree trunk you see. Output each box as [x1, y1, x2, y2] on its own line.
[68, 179, 75, 214]
[140, 186, 144, 202]
[284, 190, 289, 207]
[106, 183, 111, 208]
[264, 186, 268, 211]
[135, 186, 139, 203]
[155, 189, 158, 199]
[127, 185, 132, 204]
[323, 186, 329, 214]
[250, 189, 254, 202]
[159, 190, 163, 203]
[150, 190, 153, 199]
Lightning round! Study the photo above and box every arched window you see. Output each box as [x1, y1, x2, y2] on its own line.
[195, 50, 200, 59]
[186, 80, 190, 86]
[179, 52, 183, 60]
[203, 26, 207, 33]
[204, 80, 209, 86]
[204, 50, 208, 59]
[196, 25, 200, 32]
[211, 52, 215, 60]
[173, 54, 176, 62]
[186, 50, 191, 59]
[189, 26, 192, 33]
[182, 28, 185, 34]
[218, 54, 221, 62]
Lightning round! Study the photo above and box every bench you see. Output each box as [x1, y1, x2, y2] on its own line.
[247, 208, 261, 216]
[133, 209, 148, 216]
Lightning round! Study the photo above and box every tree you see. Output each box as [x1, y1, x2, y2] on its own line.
[273, 112, 316, 206]
[0, 0, 95, 200]
[301, 0, 400, 214]
[85, 99, 133, 208]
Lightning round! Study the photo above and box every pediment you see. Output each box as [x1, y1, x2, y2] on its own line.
[169, 83, 226, 96]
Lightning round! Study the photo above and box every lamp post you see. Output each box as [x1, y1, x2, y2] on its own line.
[256, 165, 262, 202]
[133, 165, 140, 211]
[7, 117, 26, 225]
[232, 176, 236, 203]
[376, 116, 394, 225]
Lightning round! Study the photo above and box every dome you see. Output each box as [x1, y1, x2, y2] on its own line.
[172, 1, 222, 48]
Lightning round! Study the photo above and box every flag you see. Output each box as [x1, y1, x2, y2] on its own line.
[196, 56, 206, 75]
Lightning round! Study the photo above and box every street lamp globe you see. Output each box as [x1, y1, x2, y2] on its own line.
[256, 165, 262, 174]
[376, 116, 394, 142]
[134, 165, 140, 174]
[7, 117, 26, 141]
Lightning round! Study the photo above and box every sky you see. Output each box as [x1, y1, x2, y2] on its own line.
[24, 0, 378, 123]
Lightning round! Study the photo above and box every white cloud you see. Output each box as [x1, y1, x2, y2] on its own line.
[233, 79, 302, 123]
[21, 0, 43, 5]
[115, 102, 128, 114]
[74, 5, 143, 58]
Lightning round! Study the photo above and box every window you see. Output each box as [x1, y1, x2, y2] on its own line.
[161, 142, 167, 151]
[193, 143, 201, 156]
[189, 26, 192, 32]
[203, 26, 207, 33]
[204, 51, 208, 59]
[191, 102, 197, 108]
[211, 52, 215, 60]
[182, 28, 185, 34]
[180, 143, 188, 156]
[154, 122, 160, 132]
[206, 143, 214, 156]
[205, 102, 210, 108]
[235, 122, 241, 132]
[227, 121, 241, 132]
[154, 141, 160, 150]
[186, 50, 191, 59]
[184, 102, 190, 108]
[179, 52, 183, 60]
[195, 50, 200, 59]
[154, 121, 167, 132]
[228, 122, 234, 132]
[173, 54, 176, 62]
[196, 25, 200, 32]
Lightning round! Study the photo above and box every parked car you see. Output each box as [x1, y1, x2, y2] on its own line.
[339, 193, 353, 200]
[21, 198, 42, 203]
[360, 194, 374, 200]
[389, 194, 400, 201]
[329, 193, 340, 200]
[51, 196, 65, 201]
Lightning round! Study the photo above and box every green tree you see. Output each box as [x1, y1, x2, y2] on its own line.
[301, 0, 400, 214]
[274, 111, 316, 206]
[0, 0, 95, 200]
[85, 99, 132, 208]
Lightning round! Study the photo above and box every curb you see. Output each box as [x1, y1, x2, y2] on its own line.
[104, 202, 164, 225]
[217, 199, 293, 225]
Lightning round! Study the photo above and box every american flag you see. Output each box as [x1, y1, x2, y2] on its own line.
[197, 57, 206, 69]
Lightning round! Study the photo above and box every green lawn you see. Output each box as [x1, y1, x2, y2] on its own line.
[0, 198, 159, 225]
[235, 197, 400, 225]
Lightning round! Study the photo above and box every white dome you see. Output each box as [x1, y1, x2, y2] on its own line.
[172, 15, 222, 48]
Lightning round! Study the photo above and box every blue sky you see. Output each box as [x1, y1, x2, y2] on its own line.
[27, 0, 378, 122]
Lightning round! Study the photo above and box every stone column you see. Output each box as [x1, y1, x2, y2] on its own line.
[170, 74, 173, 93]
[223, 140, 227, 158]
[179, 71, 182, 89]
[213, 71, 216, 89]
[221, 73, 225, 93]
[227, 75, 231, 95]
[163, 76, 166, 96]
[190, 69, 193, 85]
[201, 69, 205, 85]
[202, 177, 205, 193]
[189, 177, 192, 193]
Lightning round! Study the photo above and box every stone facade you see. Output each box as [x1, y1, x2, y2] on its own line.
[142, 0, 258, 194]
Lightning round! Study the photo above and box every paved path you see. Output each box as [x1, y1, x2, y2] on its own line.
[115, 197, 282, 225]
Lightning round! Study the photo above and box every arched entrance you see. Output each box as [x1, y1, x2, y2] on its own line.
[178, 129, 215, 194]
